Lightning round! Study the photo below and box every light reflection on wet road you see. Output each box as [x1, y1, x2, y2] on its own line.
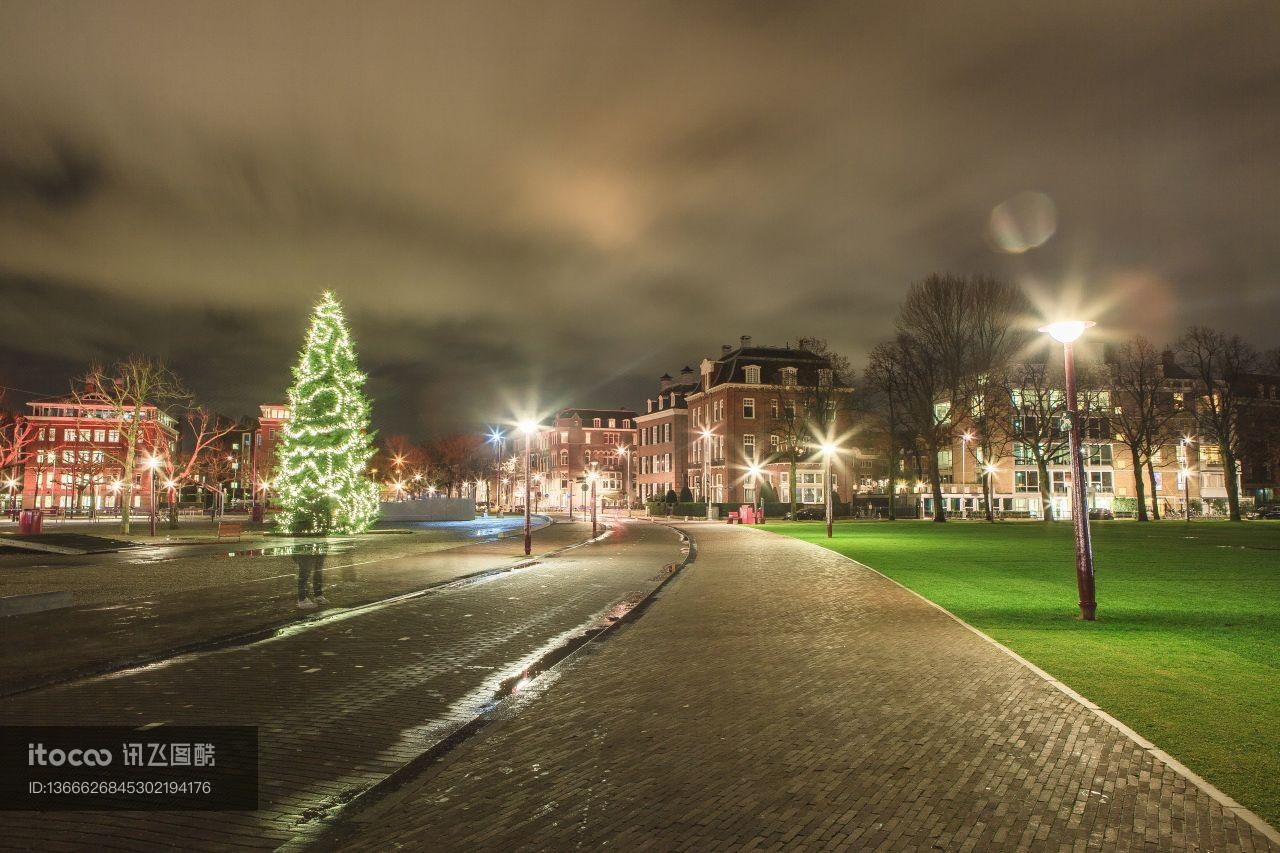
[0, 518, 682, 852]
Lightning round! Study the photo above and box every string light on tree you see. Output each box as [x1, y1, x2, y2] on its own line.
[275, 291, 380, 535]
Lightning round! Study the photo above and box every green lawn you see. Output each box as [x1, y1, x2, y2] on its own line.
[763, 519, 1280, 828]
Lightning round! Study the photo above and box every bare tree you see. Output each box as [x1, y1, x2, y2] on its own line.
[0, 402, 36, 507]
[889, 330, 954, 521]
[999, 359, 1074, 521]
[894, 273, 1028, 521]
[761, 338, 852, 519]
[1108, 337, 1178, 521]
[75, 356, 189, 534]
[424, 434, 488, 498]
[966, 371, 1017, 521]
[163, 408, 239, 527]
[864, 342, 909, 520]
[1178, 326, 1260, 521]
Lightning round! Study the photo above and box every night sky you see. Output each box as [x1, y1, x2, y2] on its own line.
[1, 2, 1277, 437]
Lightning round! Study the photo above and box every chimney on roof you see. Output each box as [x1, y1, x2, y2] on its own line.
[659, 372, 673, 392]
[721, 344, 733, 356]
[740, 335, 752, 348]
[1161, 348, 1177, 373]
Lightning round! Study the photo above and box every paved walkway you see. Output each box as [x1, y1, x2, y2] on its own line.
[333, 523, 1277, 852]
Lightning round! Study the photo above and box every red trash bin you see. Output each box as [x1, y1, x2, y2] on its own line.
[18, 509, 43, 534]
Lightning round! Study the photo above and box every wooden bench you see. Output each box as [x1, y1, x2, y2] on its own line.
[215, 521, 245, 541]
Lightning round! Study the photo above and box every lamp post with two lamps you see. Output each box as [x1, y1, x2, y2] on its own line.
[1039, 319, 1098, 621]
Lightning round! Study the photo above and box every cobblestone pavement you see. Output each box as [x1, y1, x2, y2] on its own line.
[0, 519, 682, 851]
[0, 517, 569, 692]
[327, 523, 1277, 852]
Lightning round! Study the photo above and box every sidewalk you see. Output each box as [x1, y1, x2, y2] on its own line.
[333, 523, 1277, 852]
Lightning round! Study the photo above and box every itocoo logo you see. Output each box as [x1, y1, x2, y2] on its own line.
[27, 743, 113, 767]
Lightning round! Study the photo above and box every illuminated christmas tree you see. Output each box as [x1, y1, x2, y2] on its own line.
[275, 292, 380, 534]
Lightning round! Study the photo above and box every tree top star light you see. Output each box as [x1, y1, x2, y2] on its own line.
[275, 291, 380, 535]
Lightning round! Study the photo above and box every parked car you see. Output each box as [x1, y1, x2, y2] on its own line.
[783, 507, 824, 520]
[1087, 508, 1114, 520]
[1260, 506, 1280, 520]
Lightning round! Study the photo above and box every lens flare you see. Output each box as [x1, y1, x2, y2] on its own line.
[988, 191, 1056, 254]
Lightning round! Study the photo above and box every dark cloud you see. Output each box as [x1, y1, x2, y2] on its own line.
[0, 1, 1277, 435]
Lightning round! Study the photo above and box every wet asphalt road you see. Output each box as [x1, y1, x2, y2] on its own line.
[0, 515, 542, 603]
[0, 516, 575, 693]
[0, 518, 683, 851]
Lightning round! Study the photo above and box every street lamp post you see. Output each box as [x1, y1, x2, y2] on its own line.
[488, 428, 505, 516]
[747, 463, 763, 523]
[820, 442, 837, 538]
[143, 454, 161, 537]
[700, 428, 713, 521]
[585, 466, 600, 537]
[518, 420, 537, 556]
[1040, 320, 1098, 621]
[617, 445, 632, 518]
[1180, 436, 1196, 523]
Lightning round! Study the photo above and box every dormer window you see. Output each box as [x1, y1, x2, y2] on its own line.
[818, 368, 833, 387]
[608, 418, 616, 428]
[593, 418, 602, 428]
[744, 365, 761, 385]
[781, 367, 798, 387]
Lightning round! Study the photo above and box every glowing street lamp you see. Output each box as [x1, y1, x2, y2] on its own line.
[518, 419, 538, 555]
[746, 463, 764, 523]
[586, 467, 601, 537]
[616, 444, 632, 518]
[487, 427, 505, 515]
[699, 427, 714, 521]
[819, 441, 838, 538]
[142, 454, 162, 536]
[1039, 319, 1097, 620]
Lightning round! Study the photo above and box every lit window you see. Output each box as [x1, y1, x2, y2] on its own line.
[744, 366, 761, 385]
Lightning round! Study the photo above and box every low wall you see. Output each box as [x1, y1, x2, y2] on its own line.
[379, 498, 476, 523]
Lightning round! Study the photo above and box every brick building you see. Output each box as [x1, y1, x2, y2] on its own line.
[919, 353, 1279, 519]
[634, 368, 697, 503]
[532, 407, 637, 511]
[21, 388, 178, 514]
[684, 337, 857, 507]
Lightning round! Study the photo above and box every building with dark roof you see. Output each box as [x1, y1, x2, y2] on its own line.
[532, 407, 637, 512]
[635, 367, 698, 503]
[684, 336, 857, 508]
